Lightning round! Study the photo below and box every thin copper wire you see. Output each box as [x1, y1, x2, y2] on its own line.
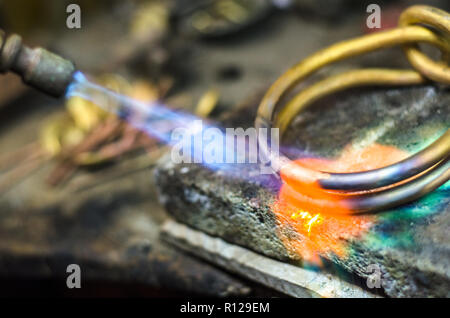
[256, 5, 450, 214]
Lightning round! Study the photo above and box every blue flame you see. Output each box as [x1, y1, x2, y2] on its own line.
[66, 72, 201, 144]
[65, 72, 272, 174]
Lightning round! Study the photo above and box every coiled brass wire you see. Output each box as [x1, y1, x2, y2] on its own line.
[256, 5, 450, 214]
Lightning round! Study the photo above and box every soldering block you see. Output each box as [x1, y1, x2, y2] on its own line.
[154, 85, 450, 297]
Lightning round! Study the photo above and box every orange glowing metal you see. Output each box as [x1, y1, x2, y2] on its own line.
[273, 143, 409, 263]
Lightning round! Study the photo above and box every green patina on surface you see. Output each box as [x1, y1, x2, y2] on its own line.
[360, 181, 450, 250]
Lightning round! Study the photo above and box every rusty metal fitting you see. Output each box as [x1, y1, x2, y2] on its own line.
[0, 30, 76, 97]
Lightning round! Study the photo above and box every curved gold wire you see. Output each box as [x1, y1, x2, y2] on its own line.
[399, 5, 450, 84]
[256, 5, 450, 214]
[256, 25, 449, 126]
[275, 69, 425, 133]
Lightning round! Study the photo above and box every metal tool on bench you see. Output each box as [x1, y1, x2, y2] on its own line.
[256, 5, 450, 214]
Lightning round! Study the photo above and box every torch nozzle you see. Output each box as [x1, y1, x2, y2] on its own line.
[0, 29, 76, 97]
